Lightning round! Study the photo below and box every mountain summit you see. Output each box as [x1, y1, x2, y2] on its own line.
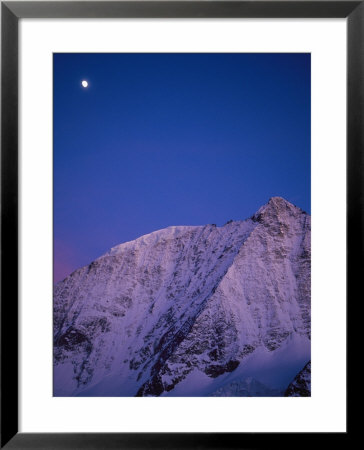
[54, 197, 311, 397]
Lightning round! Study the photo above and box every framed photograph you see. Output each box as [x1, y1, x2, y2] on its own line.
[1, 1, 356, 448]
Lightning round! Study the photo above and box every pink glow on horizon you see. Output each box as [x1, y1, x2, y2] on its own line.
[54, 239, 77, 284]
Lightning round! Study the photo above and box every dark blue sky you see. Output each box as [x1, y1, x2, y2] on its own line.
[54, 53, 310, 283]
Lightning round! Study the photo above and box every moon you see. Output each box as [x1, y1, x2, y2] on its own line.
[81, 80, 88, 88]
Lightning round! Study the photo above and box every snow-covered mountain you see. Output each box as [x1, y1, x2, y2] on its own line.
[54, 196, 311, 397]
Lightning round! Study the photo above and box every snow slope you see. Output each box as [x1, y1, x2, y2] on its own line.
[54, 197, 311, 397]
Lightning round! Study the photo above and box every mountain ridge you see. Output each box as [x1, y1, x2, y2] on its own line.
[54, 197, 311, 397]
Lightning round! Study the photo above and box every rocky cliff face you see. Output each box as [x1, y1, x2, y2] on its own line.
[53, 197, 311, 396]
[284, 361, 311, 397]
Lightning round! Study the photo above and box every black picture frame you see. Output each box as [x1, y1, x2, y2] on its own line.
[1, 1, 357, 448]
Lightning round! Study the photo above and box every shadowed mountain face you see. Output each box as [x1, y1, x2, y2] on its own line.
[53, 197, 311, 397]
[285, 361, 311, 397]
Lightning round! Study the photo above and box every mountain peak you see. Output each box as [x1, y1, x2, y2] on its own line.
[252, 196, 306, 225]
[266, 196, 299, 211]
[269, 195, 291, 205]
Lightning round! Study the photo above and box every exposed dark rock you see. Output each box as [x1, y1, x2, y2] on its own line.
[205, 360, 240, 378]
[284, 361, 311, 397]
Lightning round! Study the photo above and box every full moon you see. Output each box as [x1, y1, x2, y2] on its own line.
[81, 80, 88, 88]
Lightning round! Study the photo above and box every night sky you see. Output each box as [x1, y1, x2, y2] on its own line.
[54, 53, 310, 283]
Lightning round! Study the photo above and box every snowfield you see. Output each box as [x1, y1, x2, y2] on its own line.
[54, 197, 311, 397]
